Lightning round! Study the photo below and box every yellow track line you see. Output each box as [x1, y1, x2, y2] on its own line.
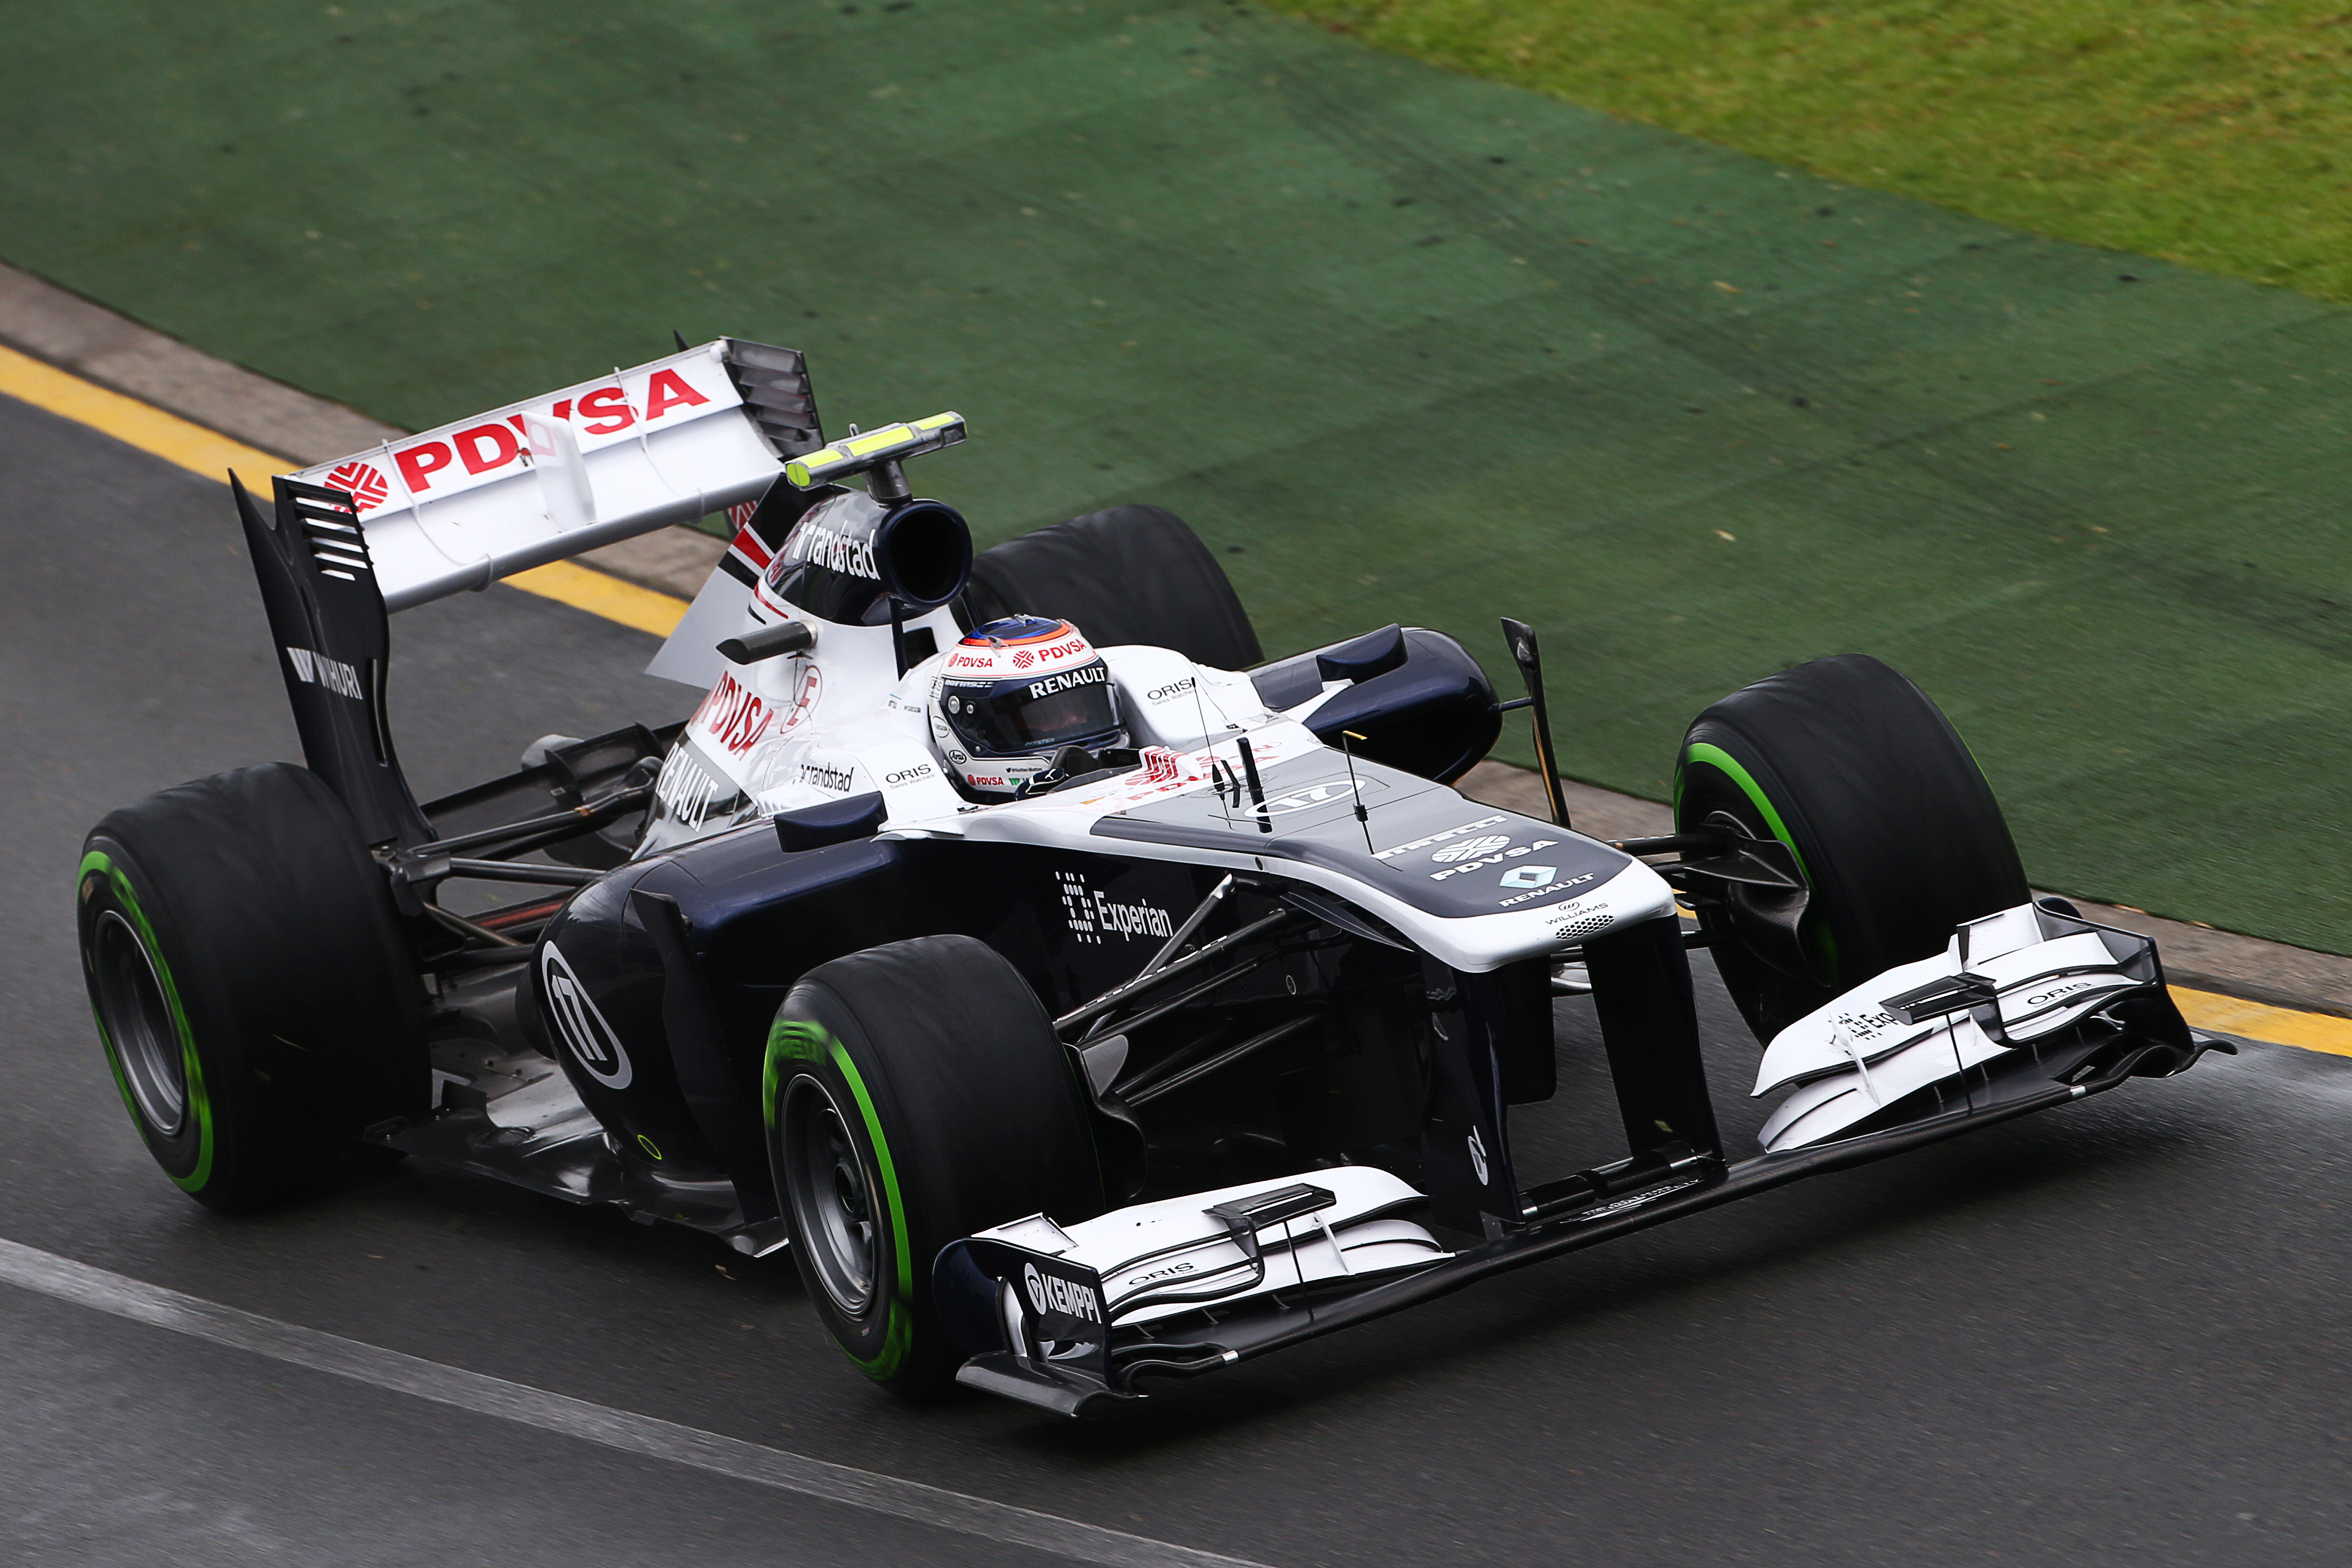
[2171, 986, 2352, 1057]
[501, 558, 689, 637]
[7, 343, 2350, 1056]
[0, 343, 287, 480]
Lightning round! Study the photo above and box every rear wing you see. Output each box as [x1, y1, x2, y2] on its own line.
[285, 338, 820, 611]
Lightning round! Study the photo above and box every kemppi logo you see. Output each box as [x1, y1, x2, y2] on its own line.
[1021, 1262, 1102, 1324]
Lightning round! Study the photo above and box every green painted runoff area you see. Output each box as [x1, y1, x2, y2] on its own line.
[1272, 0, 2352, 304]
[4, 1, 2351, 951]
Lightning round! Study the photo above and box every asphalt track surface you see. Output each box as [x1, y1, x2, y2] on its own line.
[11, 388, 2352, 1567]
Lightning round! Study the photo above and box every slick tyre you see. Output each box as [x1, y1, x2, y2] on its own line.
[1676, 654, 2029, 1043]
[962, 504, 1261, 670]
[765, 935, 1104, 1398]
[76, 763, 427, 1210]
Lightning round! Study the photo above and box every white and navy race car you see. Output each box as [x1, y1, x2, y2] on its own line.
[76, 338, 2227, 1413]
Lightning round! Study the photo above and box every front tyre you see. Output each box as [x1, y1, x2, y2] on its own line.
[765, 935, 1103, 1397]
[1676, 654, 2029, 1043]
[77, 764, 427, 1210]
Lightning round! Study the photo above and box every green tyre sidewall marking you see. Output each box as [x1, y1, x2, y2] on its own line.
[763, 1016, 916, 1383]
[1676, 740, 1840, 983]
[78, 848, 215, 1194]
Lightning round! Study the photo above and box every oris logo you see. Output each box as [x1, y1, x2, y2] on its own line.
[884, 764, 934, 784]
[1022, 1262, 1103, 1324]
[1145, 678, 1196, 703]
[1012, 649, 1035, 668]
[323, 460, 389, 513]
[541, 944, 632, 1090]
[1127, 1260, 1198, 1288]
[2025, 980, 2099, 1008]
[1431, 835, 1509, 863]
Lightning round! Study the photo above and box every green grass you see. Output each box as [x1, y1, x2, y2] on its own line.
[1268, 0, 2352, 301]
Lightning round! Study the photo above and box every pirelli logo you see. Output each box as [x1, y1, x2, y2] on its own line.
[285, 647, 364, 700]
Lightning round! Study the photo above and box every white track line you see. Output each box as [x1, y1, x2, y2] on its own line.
[0, 1237, 1266, 1568]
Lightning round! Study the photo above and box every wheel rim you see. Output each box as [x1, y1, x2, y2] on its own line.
[93, 910, 186, 1136]
[781, 1077, 879, 1317]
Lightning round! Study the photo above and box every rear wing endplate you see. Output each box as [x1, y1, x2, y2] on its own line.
[285, 338, 820, 612]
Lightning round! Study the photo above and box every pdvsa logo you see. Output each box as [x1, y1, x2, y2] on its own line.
[1431, 835, 1509, 863]
[1012, 649, 1035, 668]
[696, 671, 773, 755]
[324, 460, 389, 514]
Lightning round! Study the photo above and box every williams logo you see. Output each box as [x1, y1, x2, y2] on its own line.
[540, 944, 632, 1090]
[284, 647, 364, 700]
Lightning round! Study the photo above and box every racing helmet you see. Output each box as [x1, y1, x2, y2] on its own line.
[928, 616, 1124, 798]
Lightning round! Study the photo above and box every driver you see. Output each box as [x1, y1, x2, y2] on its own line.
[928, 615, 1127, 798]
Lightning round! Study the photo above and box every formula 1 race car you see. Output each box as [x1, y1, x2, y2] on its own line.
[77, 338, 2228, 1414]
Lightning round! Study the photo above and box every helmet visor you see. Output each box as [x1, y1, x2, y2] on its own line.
[942, 667, 1121, 757]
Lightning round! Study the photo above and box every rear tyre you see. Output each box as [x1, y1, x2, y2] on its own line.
[76, 764, 427, 1210]
[765, 935, 1103, 1398]
[962, 504, 1261, 670]
[1675, 655, 2028, 1043]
